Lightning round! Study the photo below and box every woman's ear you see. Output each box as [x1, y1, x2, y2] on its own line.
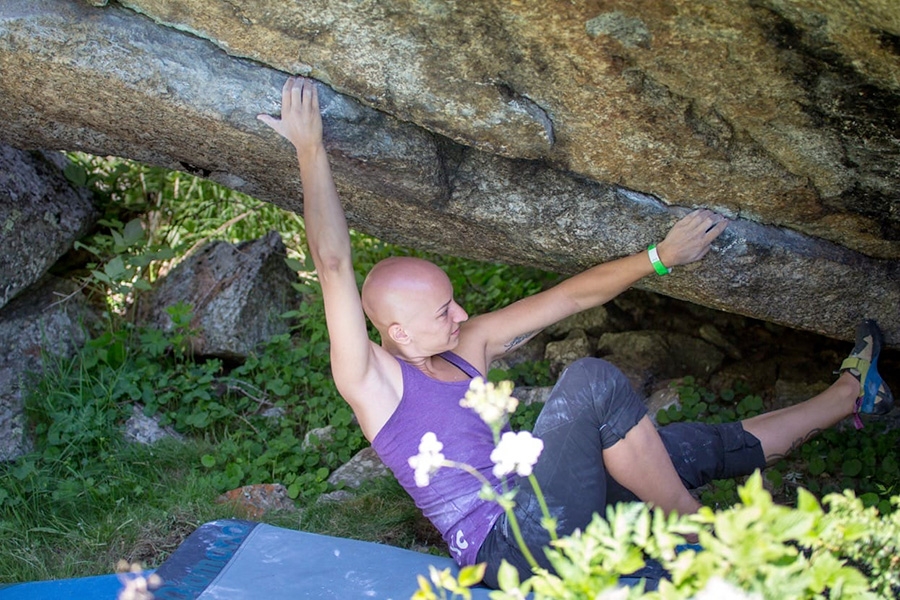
[388, 323, 409, 345]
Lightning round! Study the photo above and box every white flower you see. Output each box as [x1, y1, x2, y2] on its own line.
[116, 561, 162, 600]
[460, 377, 518, 428]
[490, 431, 543, 478]
[693, 577, 761, 600]
[408, 432, 446, 487]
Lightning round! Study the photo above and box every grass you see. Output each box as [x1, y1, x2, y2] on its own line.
[0, 439, 213, 582]
[0, 435, 433, 584]
[299, 478, 445, 554]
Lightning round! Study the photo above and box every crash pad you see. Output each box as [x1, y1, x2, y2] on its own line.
[0, 519, 493, 599]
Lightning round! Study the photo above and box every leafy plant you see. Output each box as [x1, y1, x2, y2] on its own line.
[814, 491, 900, 598]
[656, 376, 764, 426]
[73, 215, 175, 305]
[422, 472, 895, 599]
[488, 360, 555, 389]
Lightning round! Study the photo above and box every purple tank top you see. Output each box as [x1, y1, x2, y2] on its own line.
[371, 352, 505, 566]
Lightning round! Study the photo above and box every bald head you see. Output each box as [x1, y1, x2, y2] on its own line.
[361, 256, 452, 331]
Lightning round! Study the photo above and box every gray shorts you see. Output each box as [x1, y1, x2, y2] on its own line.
[476, 358, 765, 589]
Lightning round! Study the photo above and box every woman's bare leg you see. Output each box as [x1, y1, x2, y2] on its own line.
[741, 372, 858, 463]
[603, 416, 702, 515]
[601, 372, 859, 514]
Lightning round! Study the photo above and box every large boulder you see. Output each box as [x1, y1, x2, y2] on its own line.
[0, 145, 97, 311]
[0, 0, 897, 345]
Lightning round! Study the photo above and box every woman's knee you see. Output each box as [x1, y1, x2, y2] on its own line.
[560, 358, 636, 404]
[560, 357, 628, 388]
[542, 358, 646, 437]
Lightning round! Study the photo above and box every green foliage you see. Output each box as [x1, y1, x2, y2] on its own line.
[507, 402, 544, 434]
[488, 360, 555, 389]
[12, 339, 136, 522]
[65, 153, 308, 318]
[656, 376, 764, 426]
[66, 153, 307, 252]
[792, 424, 900, 512]
[815, 491, 900, 598]
[16, 316, 361, 505]
[425, 473, 896, 599]
[653, 473, 879, 599]
[73, 216, 175, 307]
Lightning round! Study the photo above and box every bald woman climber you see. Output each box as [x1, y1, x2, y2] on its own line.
[258, 76, 893, 588]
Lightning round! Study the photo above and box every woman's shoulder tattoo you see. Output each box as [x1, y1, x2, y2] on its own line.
[504, 331, 537, 352]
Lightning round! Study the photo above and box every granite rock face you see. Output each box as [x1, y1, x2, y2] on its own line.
[0, 145, 97, 311]
[0, 0, 897, 345]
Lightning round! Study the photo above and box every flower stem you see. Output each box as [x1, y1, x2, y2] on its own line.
[528, 474, 558, 541]
[447, 461, 539, 570]
[506, 511, 540, 570]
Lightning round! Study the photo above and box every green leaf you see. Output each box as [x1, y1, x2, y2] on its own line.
[665, 405, 679, 422]
[808, 455, 826, 476]
[771, 510, 815, 541]
[495, 560, 520, 590]
[185, 411, 210, 428]
[73, 240, 100, 255]
[90, 269, 111, 284]
[842, 458, 863, 477]
[105, 339, 126, 367]
[111, 229, 126, 251]
[63, 162, 88, 187]
[303, 252, 316, 272]
[795, 488, 822, 514]
[284, 257, 305, 272]
[148, 247, 176, 261]
[123, 218, 144, 246]
[104, 256, 127, 279]
[287, 482, 302, 499]
[457, 564, 485, 587]
[201, 454, 217, 468]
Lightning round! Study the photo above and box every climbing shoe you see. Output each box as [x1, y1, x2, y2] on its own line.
[839, 319, 894, 429]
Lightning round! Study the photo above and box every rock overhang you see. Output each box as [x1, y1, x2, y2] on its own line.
[0, 0, 897, 345]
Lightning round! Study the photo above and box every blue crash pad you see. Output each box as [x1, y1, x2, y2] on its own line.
[0, 519, 494, 599]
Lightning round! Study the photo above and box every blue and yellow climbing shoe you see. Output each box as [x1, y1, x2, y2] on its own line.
[839, 319, 894, 429]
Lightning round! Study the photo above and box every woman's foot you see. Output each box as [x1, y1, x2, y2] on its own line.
[839, 319, 894, 428]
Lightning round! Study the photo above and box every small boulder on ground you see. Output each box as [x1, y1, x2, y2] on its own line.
[215, 483, 296, 519]
[136, 231, 302, 360]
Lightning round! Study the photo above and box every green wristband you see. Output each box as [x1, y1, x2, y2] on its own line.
[648, 244, 672, 276]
